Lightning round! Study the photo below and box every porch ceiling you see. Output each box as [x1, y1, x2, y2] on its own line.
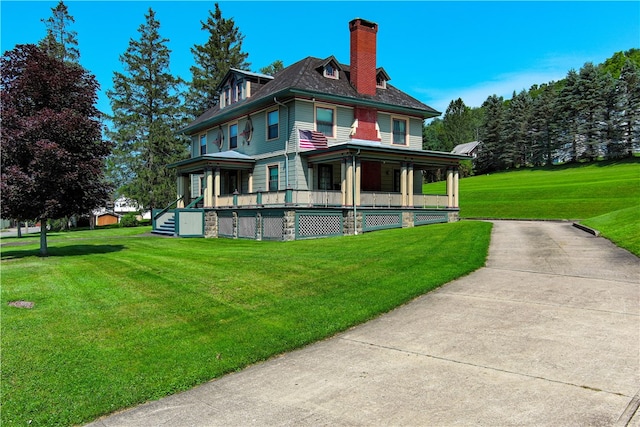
[304, 142, 469, 168]
[168, 153, 256, 174]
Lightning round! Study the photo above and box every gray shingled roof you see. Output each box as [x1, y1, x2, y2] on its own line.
[183, 56, 440, 135]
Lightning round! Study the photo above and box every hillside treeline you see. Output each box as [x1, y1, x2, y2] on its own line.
[423, 49, 640, 174]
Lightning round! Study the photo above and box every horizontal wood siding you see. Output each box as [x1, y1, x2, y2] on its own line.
[336, 106, 353, 142]
[409, 117, 423, 150]
[378, 112, 391, 145]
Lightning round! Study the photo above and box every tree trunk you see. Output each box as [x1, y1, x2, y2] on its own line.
[17, 221, 22, 238]
[39, 218, 48, 257]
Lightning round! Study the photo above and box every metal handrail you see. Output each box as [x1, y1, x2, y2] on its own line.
[185, 194, 204, 209]
[153, 196, 183, 220]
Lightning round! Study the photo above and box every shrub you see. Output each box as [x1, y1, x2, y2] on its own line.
[120, 213, 139, 228]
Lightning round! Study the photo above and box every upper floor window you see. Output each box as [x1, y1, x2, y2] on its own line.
[267, 109, 279, 140]
[392, 117, 408, 145]
[236, 81, 243, 101]
[316, 106, 335, 138]
[224, 87, 231, 107]
[229, 123, 238, 149]
[200, 134, 207, 155]
[324, 64, 339, 79]
[376, 75, 387, 89]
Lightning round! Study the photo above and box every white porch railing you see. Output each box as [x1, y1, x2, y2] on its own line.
[213, 191, 447, 209]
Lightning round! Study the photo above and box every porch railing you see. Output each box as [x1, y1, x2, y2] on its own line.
[211, 191, 447, 209]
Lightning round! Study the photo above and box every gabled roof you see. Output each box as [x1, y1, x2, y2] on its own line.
[452, 141, 481, 155]
[182, 56, 440, 135]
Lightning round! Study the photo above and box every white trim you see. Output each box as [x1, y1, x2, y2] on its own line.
[314, 103, 337, 139]
[390, 115, 409, 146]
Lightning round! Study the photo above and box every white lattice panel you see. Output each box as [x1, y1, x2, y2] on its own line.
[297, 214, 342, 237]
[219, 216, 234, 236]
[238, 216, 257, 238]
[262, 216, 284, 239]
[364, 214, 400, 228]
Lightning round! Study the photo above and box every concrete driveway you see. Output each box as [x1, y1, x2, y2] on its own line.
[88, 221, 640, 426]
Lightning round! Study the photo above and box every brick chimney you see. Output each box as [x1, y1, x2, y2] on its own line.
[349, 18, 380, 141]
[349, 18, 378, 96]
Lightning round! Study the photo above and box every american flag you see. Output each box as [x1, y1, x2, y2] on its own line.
[299, 129, 329, 150]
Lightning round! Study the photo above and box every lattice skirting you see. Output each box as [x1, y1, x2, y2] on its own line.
[296, 213, 343, 239]
[238, 215, 257, 239]
[363, 212, 402, 231]
[218, 215, 234, 237]
[414, 212, 448, 225]
[262, 215, 284, 240]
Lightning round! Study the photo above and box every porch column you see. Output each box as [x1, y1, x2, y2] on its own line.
[407, 163, 414, 207]
[341, 161, 347, 206]
[204, 169, 214, 208]
[446, 168, 454, 208]
[400, 163, 408, 207]
[453, 168, 460, 208]
[308, 164, 314, 191]
[248, 170, 253, 193]
[177, 174, 189, 208]
[345, 158, 353, 206]
[213, 168, 221, 207]
[355, 158, 361, 206]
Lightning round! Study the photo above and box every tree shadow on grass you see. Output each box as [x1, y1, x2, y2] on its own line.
[0, 244, 126, 260]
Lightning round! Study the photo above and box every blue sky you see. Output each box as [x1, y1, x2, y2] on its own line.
[1, 1, 638, 117]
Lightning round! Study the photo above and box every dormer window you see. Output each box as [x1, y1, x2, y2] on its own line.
[376, 75, 387, 89]
[324, 64, 339, 79]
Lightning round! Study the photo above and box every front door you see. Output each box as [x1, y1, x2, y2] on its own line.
[361, 161, 381, 192]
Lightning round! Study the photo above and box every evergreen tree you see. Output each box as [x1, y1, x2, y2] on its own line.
[107, 8, 189, 211]
[422, 118, 447, 152]
[187, 3, 250, 117]
[1, 44, 111, 256]
[616, 60, 640, 156]
[476, 95, 505, 173]
[554, 70, 582, 162]
[502, 90, 532, 168]
[575, 62, 607, 161]
[260, 60, 284, 76]
[530, 83, 559, 165]
[38, 0, 79, 63]
[442, 98, 475, 151]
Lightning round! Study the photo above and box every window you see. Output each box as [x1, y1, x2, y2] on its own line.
[316, 106, 335, 138]
[224, 87, 231, 107]
[267, 109, 279, 140]
[268, 165, 279, 192]
[236, 81, 243, 101]
[199, 134, 207, 155]
[229, 123, 238, 149]
[376, 75, 387, 89]
[318, 164, 333, 190]
[392, 118, 407, 145]
[324, 64, 338, 79]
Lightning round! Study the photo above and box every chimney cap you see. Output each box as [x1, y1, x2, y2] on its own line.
[349, 18, 378, 31]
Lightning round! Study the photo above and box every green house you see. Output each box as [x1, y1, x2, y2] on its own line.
[153, 18, 468, 240]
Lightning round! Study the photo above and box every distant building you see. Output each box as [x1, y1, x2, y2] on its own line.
[452, 141, 481, 159]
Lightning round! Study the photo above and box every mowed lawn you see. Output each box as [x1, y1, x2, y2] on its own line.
[1, 221, 491, 426]
[423, 158, 640, 220]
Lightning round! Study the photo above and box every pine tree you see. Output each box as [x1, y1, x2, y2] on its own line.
[476, 95, 505, 173]
[442, 98, 475, 152]
[260, 60, 284, 76]
[38, 0, 79, 63]
[554, 70, 582, 162]
[616, 60, 640, 157]
[187, 3, 250, 117]
[106, 8, 189, 211]
[502, 90, 532, 168]
[575, 62, 607, 161]
[530, 83, 559, 166]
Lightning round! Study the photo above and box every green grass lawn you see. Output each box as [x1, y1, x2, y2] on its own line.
[1, 221, 491, 426]
[423, 158, 640, 220]
[581, 205, 640, 256]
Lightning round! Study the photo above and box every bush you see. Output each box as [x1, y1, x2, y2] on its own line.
[120, 213, 139, 228]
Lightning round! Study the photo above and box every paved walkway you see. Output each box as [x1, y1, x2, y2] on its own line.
[88, 221, 640, 426]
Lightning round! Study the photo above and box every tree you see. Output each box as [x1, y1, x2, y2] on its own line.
[38, 0, 79, 63]
[1, 44, 111, 256]
[575, 63, 607, 161]
[502, 90, 532, 168]
[476, 95, 505, 173]
[442, 98, 475, 152]
[554, 70, 582, 162]
[187, 2, 250, 116]
[616, 60, 640, 156]
[260, 60, 284, 76]
[530, 83, 559, 166]
[107, 8, 189, 212]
